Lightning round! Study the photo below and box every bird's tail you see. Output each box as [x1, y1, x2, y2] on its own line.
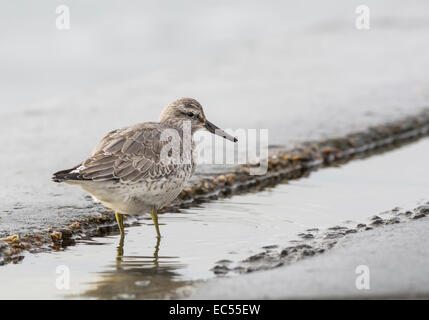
[52, 165, 81, 183]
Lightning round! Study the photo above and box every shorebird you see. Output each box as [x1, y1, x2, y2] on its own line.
[52, 98, 237, 238]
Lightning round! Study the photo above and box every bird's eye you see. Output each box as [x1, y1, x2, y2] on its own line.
[187, 112, 194, 118]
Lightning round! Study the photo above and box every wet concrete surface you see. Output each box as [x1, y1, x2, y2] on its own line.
[189, 216, 429, 299]
[209, 204, 429, 276]
[1, 0, 429, 242]
[0, 138, 427, 299]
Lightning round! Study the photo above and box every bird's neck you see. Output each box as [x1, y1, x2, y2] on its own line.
[160, 119, 196, 136]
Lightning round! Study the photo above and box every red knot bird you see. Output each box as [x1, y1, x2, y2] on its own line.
[52, 98, 237, 238]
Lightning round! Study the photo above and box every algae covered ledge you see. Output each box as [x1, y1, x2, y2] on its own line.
[1, 109, 429, 265]
[209, 204, 429, 276]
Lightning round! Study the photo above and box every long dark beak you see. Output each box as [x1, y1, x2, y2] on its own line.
[205, 120, 238, 142]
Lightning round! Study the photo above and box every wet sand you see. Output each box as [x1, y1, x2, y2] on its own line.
[189, 216, 429, 299]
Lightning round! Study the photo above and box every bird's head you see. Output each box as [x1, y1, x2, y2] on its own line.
[159, 97, 237, 142]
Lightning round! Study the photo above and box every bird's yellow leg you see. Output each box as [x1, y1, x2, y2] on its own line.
[115, 212, 125, 237]
[151, 206, 161, 238]
[116, 231, 124, 261]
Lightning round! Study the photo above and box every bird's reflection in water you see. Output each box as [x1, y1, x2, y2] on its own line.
[115, 233, 160, 266]
[83, 230, 190, 299]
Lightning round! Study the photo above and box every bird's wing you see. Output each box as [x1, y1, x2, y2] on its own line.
[77, 122, 180, 182]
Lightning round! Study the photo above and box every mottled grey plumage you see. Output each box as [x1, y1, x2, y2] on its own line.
[53, 98, 237, 221]
[70, 122, 189, 183]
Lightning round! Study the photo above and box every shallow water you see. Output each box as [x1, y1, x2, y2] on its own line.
[0, 138, 428, 299]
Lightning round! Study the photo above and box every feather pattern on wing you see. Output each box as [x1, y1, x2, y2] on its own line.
[74, 122, 191, 183]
